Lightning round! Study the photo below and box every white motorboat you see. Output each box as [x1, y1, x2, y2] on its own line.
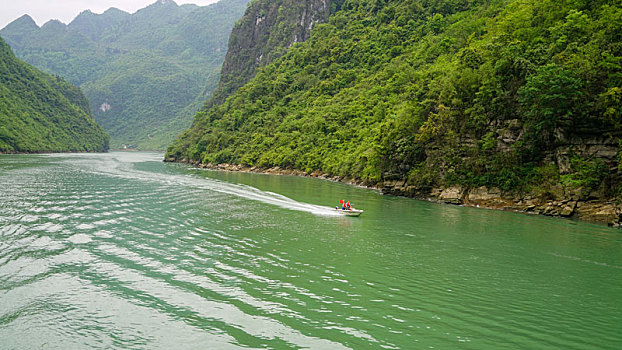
[335, 208, 364, 217]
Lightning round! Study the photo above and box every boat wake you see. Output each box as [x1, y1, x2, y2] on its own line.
[70, 153, 342, 217]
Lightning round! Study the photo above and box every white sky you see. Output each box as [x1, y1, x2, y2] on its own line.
[0, 0, 221, 29]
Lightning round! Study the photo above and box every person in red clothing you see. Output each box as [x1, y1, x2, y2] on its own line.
[337, 199, 355, 210]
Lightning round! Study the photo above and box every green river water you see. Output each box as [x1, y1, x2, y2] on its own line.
[0, 152, 621, 349]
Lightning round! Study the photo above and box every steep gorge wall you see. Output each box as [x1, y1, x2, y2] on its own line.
[0, 37, 109, 153]
[207, 0, 341, 107]
[169, 0, 622, 226]
[383, 118, 622, 226]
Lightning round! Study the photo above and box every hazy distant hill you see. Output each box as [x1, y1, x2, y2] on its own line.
[1, 0, 250, 150]
[0, 36, 108, 153]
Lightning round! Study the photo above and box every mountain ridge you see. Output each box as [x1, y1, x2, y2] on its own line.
[0, 36, 109, 153]
[1, 0, 251, 150]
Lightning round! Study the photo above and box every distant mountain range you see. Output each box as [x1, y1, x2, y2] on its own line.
[1, 0, 250, 150]
[0, 37, 108, 153]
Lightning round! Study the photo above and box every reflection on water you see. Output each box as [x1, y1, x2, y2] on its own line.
[0, 152, 621, 349]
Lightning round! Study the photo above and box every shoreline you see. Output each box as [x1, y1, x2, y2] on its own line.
[0, 150, 109, 155]
[166, 158, 622, 228]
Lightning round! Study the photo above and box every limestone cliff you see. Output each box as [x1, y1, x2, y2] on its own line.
[206, 0, 342, 107]
[382, 118, 622, 226]
[168, 0, 622, 227]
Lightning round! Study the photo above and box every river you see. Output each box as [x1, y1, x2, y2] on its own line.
[1, 152, 621, 349]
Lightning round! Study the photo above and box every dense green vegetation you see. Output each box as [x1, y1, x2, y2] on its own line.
[168, 0, 622, 197]
[0, 37, 108, 153]
[1, 0, 250, 150]
[208, 0, 337, 109]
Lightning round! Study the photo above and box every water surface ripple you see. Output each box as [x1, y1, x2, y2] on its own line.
[1, 152, 621, 349]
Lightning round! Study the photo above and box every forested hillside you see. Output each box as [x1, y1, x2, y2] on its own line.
[1, 0, 250, 150]
[0, 37, 108, 153]
[168, 0, 622, 221]
[207, 0, 338, 109]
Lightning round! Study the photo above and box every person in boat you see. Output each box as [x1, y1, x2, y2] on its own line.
[337, 199, 357, 211]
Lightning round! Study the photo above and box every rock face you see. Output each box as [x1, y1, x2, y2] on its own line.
[380, 182, 622, 227]
[380, 111, 622, 227]
[439, 187, 464, 205]
[208, 0, 341, 107]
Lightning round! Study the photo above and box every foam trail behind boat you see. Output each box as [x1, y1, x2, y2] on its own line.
[69, 154, 342, 217]
[199, 182, 341, 216]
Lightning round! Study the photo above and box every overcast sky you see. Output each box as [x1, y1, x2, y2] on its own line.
[0, 0, 221, 29]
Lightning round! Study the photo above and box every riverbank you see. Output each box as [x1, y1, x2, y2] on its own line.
[165, 158, 622, 227]
[383, 181, 622, 227]
[0, 150, 109, 155]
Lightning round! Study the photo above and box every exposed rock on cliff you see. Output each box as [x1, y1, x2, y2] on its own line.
[167, 0, 622, 227]
[207, 0, 341, 107]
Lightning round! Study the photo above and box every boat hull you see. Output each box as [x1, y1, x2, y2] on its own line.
[335, 209, 363, 217]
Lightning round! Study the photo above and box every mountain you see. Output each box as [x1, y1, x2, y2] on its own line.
[68, 9, 130, 41]
[0, 36, 108, 153]
[167, 0, 622, 223]
[206, 0, 339, 108]
[0, 0, 250, 150]
[0, 15, 38, 43]
[168, 0, 341, 154]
